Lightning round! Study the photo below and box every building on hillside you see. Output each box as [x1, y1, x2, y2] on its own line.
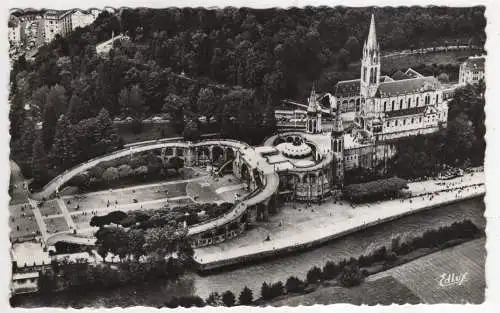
[70, 8, 100, 30]
[8, 17, 22, 45]
[41, 10, 72, 43]
[459, 56, 485, 85]
[348, 14, 449, 141]
[273, 14, 449, 184]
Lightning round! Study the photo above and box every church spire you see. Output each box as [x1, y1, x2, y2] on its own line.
[307, 83, 319, 113]
[366, 14, 377, 51]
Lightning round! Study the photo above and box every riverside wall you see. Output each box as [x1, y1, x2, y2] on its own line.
[194, 191, 485, 272]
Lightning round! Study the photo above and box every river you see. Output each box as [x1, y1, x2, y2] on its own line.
[13, 196, 485, 308]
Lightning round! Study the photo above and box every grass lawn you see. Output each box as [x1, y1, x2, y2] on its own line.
[38, 200, 62, 217]
[65, 181, 188, 212]
[368, 237, 485, 304]
[269, 276, 421, 306]
[45, 217, 69, 234]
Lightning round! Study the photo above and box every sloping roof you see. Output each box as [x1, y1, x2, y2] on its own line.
[385, 106, 426, 118]
[464, 56, 485, 71]
[405, 68, 424, 78]
[334, 79, 360, 97]
[376, 76, 441, 97]
[391, 70, 411, 81]
[380, 75, 394, 83]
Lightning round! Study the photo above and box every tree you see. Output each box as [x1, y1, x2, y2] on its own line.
[168, 156, 184, 174]
[31, 132, 49, 184]
[50, 115, 78, 171]
[285, 276, 305, 293]
[339, 262, 363, 287]
[183, 119, 200, 141]
[336, 48, 351, 70]
[438, 73, 450, 83]
[344, 36, 361, 59]
[221, 290, 236, 307]
[205, 292, 223, 306]
[12, 118, 36, 177]
[102, 167, 119, 184]
[306, 266, 322, 284]
[238, 286, 253, 305]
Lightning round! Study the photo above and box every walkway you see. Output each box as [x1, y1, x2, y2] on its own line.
[32, 139, 250, 200]
[194, 172, 485, 268]
[28, 198, 49, 243]
[56, 198, 77, 230]
[215, 184, 246, 194]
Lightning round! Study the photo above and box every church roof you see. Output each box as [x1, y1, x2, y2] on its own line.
[334, 79, 360, 97]
[391, 70, 411, 81]
[376, 76, 441, 97]
[463, 56, 485, 71]
[385, 106, 426, 118]
[405, 68, 424, 78]
[380, 75, 394, 82]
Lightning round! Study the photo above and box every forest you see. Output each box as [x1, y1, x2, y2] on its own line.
[9, 6, 486, 186]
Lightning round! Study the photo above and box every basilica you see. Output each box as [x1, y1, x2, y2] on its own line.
[274, 14, 451, 189]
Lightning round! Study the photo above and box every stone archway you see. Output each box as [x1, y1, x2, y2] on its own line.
[212, 145, 225, 165]
[197, 146, 211, 165]
[241, 163, 251, 187]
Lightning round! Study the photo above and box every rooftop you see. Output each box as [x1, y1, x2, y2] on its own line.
[334, 79, 360, 97]
[385, 106, 426, 118]
[463, 56, 485, 71]
[11, 242, 51, 268]
[376, 76, 441, 97]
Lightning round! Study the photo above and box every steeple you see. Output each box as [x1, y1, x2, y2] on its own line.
[307, 84, 319, 113]
[360, 13, 381, 99]
[306, 83, 322, 134]
[366, 14, 377, 51]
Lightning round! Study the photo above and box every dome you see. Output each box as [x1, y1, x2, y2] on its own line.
[276, 141, 312, 159]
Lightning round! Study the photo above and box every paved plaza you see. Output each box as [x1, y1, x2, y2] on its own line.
[194, 172, 485, 265]
[11, 169, 249, 243]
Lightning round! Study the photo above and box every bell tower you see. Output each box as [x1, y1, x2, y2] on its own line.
[360, 14, 380, 100]
[331, 100, 344, 187]
[306, 84, 322, 134]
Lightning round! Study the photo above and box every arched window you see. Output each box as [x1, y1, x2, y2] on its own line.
[383, 101, 387, 112]
[403, 119, 406, 125]
[416, 97, 419, 106]
[391, 100, 395, 111]
[435, 94, 439, 103]
[395, 120, 398, 126]
[399, 99, 403, 110]
[408, 98, 412, 107]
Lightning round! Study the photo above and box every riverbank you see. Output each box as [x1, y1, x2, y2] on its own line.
[194, 173, 484, 271]
[267, 237, 485, 305]
[12, 197, 484, 307]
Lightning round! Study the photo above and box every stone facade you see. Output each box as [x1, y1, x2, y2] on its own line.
[459, 56, 485, 85]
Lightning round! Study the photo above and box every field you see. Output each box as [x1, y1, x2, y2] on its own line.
[269, 276, 421, 306]
[368, 238, 485, 304]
